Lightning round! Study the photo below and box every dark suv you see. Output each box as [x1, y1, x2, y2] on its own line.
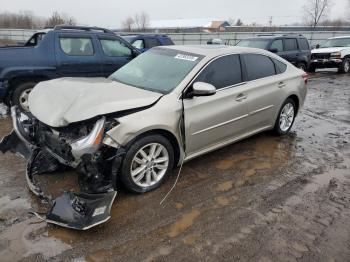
[123, 34, 174, 52]
[236, 35, 311, 71]
[0, 26, 139, 111]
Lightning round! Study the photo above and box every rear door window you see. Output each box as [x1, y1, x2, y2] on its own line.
[144, 38, 161, 48]
[195, 54, 242, 89]
[284, 38, 298, 51]
[99, 39, 132, 57]
[270, 39, 283, 52]
[243, 54, 276, 81]
[59, 37, 94, 56]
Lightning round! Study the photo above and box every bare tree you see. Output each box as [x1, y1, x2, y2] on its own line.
[303, 0, 331, 28]
[134, 12, 149, 31]
[139, 12, 149, 31]
[0, 11, 36, 29]
[45, 11, 76, 27]
[122, 16, 135, 31]
[235, 19, 243, 26]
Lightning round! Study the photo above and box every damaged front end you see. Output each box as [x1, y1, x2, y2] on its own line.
[0, 107, 124, 230]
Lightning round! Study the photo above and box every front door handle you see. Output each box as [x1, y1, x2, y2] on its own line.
[235, 93, 247, 102]
[278, 82, 286, 88]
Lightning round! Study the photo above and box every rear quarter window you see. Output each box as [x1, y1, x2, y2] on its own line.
[273, 59, 287, 74]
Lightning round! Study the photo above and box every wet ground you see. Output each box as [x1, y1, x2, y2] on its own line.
[0, 71, 349, 262]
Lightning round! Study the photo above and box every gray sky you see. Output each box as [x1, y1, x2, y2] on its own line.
[2, 0, 349, 28]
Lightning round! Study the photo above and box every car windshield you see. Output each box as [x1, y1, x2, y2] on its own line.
[321, 38, 350, 48]
[236, 39, 270, 49]
[110, 48, 203, 94]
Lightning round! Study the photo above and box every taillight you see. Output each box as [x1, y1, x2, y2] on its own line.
[302, 73, 309, 85]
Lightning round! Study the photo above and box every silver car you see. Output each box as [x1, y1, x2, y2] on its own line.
[0, 45, 307, 229]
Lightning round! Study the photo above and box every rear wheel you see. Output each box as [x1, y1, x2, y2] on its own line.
[120, 134, 174, 193]
[273, 98, 297, 136]
[338, 58, 350, 73]
[11, 82, 37, 112]
[297, 62, 307, 72]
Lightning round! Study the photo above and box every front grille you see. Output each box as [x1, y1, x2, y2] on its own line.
[311, 53, 331, 60]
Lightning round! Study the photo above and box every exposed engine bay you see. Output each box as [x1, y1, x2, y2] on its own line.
[0, 107, 125, 230]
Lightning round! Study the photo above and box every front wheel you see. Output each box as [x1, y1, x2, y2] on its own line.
[11, 82, 37, 112]
[338, 58, 350, 73]
[120, 134, 175, 193]
[273, 98, 297, 136]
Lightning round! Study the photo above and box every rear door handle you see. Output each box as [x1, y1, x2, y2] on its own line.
[235, 93, 247, 102]
[278, 82, 286, 88]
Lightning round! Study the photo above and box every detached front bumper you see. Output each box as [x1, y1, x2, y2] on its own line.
[0, 107, 121, 230]
[310, 58, 343, 69]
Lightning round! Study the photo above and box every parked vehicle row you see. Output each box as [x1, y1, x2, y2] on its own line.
[236, 34, 311, 71]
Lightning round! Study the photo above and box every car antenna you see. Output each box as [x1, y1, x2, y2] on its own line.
[160, 91, 187, 205]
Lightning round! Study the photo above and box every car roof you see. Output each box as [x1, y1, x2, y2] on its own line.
[160, 45, 274, 57]
[122, 34, 169, 38]
[329, 36, 350, 39]
[242, 34, 306, 40]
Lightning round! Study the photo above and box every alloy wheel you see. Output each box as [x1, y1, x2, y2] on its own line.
[130, 143, 169, 187]
[19, 88, 32, 111]
[279, 103, 295, 132]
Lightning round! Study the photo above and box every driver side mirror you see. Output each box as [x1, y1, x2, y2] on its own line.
[191, 82, 216, 97]
[315, 44, 320, 49]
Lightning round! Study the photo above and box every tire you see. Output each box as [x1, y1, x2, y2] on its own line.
[307, 65, 316, 73]
[338, 57, 350, 74]
[273, 98, 297, 136]
[120, 134, 175, 193]
[297, 62, 307, 72]
[11, 82, 37, 112]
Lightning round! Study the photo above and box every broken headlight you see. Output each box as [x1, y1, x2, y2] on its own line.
[70, 117, 106, 159]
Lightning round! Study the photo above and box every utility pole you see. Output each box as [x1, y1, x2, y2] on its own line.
[269, 16, 273, 27]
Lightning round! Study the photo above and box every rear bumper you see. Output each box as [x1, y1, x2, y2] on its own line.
[310, 58, 342, 69]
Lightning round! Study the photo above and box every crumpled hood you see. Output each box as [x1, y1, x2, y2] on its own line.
[312, 47, 345, 54]
[28, 77, 162, 127]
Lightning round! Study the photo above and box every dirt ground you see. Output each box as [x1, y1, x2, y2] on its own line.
[0, 71, 349, 262]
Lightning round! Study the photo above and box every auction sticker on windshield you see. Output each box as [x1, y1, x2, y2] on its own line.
[175, 54, 199, 61]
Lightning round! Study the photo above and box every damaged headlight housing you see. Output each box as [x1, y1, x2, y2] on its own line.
[70, 117, 106, 159]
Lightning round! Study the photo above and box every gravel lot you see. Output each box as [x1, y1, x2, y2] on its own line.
[0, 71, 349, 262]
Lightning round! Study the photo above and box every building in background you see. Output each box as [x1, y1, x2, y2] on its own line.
[147, 18, 230, 32]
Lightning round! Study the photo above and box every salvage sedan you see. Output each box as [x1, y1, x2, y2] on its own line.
[0, 45, 308, 229]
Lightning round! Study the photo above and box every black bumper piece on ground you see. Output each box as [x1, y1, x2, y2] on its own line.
[44, 191, 117, 230]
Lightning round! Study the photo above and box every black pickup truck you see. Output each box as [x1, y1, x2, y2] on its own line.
[0, 26, 139, 111]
